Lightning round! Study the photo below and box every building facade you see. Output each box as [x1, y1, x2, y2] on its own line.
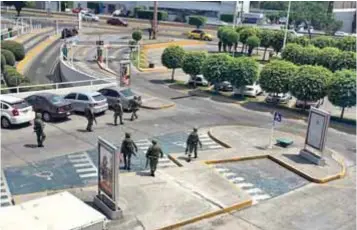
[333, 1, 356, 33]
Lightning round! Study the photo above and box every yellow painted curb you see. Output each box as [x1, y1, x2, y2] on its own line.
[142, 40, 206, 50]
[16, 34, 60, 75]
[157, 199, 252, 230]
[207, 129, 232, 148]
[204, 155, 269, 165]
[141, 102, 176, 110]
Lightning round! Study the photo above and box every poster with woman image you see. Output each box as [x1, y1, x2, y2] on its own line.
[99, 147, 113, 199]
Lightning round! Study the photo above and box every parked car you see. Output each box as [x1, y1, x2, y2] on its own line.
[61, 28, 78, 39]
[188, 75, 209, 86]
[107, 17, 128, 27]
[24, 93, 73, 122]
[64, 92, 108, 114]
[98, 87, 136, 111]
[234, 82, 262, 97]
[187, 30, 213, 41]
[72, 8, 83, 14]
[0, 95, 35, 128]
[265, 93, 292, 104]
[295, 99, 319, 109]
[81, 12, 99, 22]
[334, 31, 349, 37]
[215, 81, 233, 92]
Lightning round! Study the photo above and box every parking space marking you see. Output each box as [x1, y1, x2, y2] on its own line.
[68, 152, 98, 179]
[1, 171, 13, 207]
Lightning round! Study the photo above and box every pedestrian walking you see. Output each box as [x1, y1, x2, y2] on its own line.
[113, 98, 124, 125]
[130, 96, 140, 121]
[120, 133, 138, 171]
[146, 140, 164, 177]
[84, 105, 96, 132]
[185, 127, 202, 162]
[33, 113, 46, 147]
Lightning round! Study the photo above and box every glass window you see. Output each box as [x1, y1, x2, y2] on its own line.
[10, 101, 29, 109]
[92, 94, 106, 101]
[1, 103, 9, 109]
[65, 93, 76, 100]
[120, 88, 134, 97]
[99, 89, 108, 95]
[78, 94, 89, 101]
[107, 90, 119, 97]
[49, 95, 65, 104]
[26, 96, 37, 104]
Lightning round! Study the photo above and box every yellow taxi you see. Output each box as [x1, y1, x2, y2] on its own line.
[187, 29, 213, 41]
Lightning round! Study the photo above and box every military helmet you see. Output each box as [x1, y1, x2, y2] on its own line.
[193, 127, 198, 132]
[134, 96, 138, 100]
[125, 132, 131, 138]
[36, 113, 42, 119]
[152, 140, 157, 145]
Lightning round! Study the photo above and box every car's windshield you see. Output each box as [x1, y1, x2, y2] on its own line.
[120, 88, 134, 97]
[10, 101, 29, 109]
[50, 95, 65, 104]
[92, 94, 106, 101]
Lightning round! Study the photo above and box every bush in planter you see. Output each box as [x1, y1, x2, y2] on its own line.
[3, 65, 27, 87]
[335, 36, 356, 52]
[311, 36, 335, 49]
[281, 43, 303, 64]
[136, 10, 168, 21]
[317, 47, 340, 71]
[1, 40, 25, 61]
[246, 36, 260, 56]
[1, 54, 6, 71]
[336, 51, 356, 71]
[132, 30, 142, 42]
[1, 49, 15, 66]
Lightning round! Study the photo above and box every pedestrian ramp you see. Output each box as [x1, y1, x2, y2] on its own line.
[135, 139, 178, 169]
[214, 166, 271, 205]
[67, 152, 98, 180]
[1, 171, 13, 207]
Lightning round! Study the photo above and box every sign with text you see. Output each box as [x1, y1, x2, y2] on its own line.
[305, 107, 330, 151]
[119, 60, 131, 87]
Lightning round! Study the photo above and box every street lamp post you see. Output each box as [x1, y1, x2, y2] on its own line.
[282, 1, 291, 50]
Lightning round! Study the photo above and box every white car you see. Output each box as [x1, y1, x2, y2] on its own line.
[335, 31, 349, 36]
[288, 30, 304, 37]
[234, 82, 262, 97]
[0, 95, 35, 128]
[188, 75, 209, 86]
[81, 12, 99, 22]
[64, 92, 108, 114]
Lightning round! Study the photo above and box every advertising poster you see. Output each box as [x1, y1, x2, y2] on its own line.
[120, 61, 130, 87]
[305, 108, 330, 152]
[99, 147, 114, 199]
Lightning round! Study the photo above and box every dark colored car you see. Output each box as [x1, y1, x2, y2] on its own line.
[24, 93, 73, 122]
[61, 28, 78, 39]
[98, 87, 136, 111]
[107, 17, 128, 27]
[215, 81, 233, 92]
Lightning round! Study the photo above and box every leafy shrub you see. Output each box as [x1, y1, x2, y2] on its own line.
[188, 16, 207, 29]
[220, 14, 234, 23]
[1, 40, 25, 61]
[1, 49, 15, 66]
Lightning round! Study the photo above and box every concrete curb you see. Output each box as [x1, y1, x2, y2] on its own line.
[96, 61, 118, 76]
[167, 154, 183, 167]
[157, 199, 252, 230]
[207, 125, 347, 184]
[140, 103, 176, 110]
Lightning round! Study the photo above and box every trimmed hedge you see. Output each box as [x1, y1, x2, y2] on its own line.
[132, 30, 142, 42]
[1, 49, 15, 66]
[1, 40, 25, 61]
[1, 54, 6, 70]
[136, 10, 168, 21]
[220, 14, 234, 23]
[3, 65, 27, 87]
[188, 16, 207, 29]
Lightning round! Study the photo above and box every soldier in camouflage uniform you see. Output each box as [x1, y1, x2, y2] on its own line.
[185, 127, 202, 162]
[120, 133, 138, 171]
[84, 105, 96, 132]
[113, 98, 124, 125]
[146, 140, 164, 177]
[130, 96, 140, 121]
[33, 113, 46, 147]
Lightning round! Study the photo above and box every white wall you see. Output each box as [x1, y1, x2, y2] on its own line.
[334, 9, 356, 33]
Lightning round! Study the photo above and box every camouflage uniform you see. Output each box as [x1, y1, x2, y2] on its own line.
[146, 140, 164, 177]
[33, 113, 46, 147]
[130, 96, 140, 121]
[120, 133, 138, 170]
[113, 99, 124, 125]
[185, 128, 202, 162]
[84, 106, 96, 132]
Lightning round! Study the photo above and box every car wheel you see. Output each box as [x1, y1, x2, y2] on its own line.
[1, 117, 11, 129]
[42, 112, 52, 122]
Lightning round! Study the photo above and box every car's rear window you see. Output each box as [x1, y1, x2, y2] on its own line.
[50, 96, 65, 104]
[92, 94, 106, 101]
[120, 88, 134, 97]
[246, 87, 254, 91]
[10, 101, 29, 109]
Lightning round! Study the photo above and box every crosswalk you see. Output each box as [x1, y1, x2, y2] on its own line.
[174, 131, 222, 150]
[135, 139, 178, 169]
[214, 166, 271, 205]
[67, 152, 98, 179]
[1, 171, 13, 207]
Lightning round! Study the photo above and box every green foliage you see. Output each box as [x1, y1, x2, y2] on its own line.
[281, 43, 303, 64]
[227, 57, 259, 89]
[1, 40, 25, 61]
[1, 54, 5, 71]
[259, 1, 289, 10]
[282, 44, 321, 65]
[259, 29, 274, 48]
[134, 5, 146, 17]
[323, 19, 343, 35]
[220, 14, 234, 23]
[182, 51, 207, 76]
[188, 16, 207, 29]
[3, 1, 26, 16]
[266, 12, 280, 23]
[335, 36, 356, 52]
[328, 69, 356, 118]
[221, 28, 239, 48]
[217, 26, 230, 40]
[260, 60, 298, 94]
[25, 1, 36, 8]
[1, 84, 9, 94]
[136, 10, 168, 21]
[132, 30, 142, 42]
[202, 54, 231, 84]
[235, 25, 247, 34]
[317, 47, 340, 71]
[161, 45, 185, 81]
[239, 27, 259, 44]
[290, 65, 332, 102]
[1, 49, 15, 66]
[336, 51, 356, 71]
[311, 36, 335, 49]
[290, 36, 310, 47]
[3, 65, 25, 87]
[270, 30, 289, 53]
[301, 45, 321, 65]
[246, 36, 260, 56]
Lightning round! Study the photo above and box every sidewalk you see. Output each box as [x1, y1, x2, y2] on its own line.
[13, 27, 53, 44]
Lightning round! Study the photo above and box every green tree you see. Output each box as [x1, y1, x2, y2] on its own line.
[161, 45, 185, 81]
[290, 65, 332, 109]
[182, 51, 207, 88]
[336, 51, 356, 71]
[220, 14, 234, 23]
[323, 19, 343, 35]
[291, 36, 310, 47]
[227, 57, 259, 91]
[260, 60, 298, 94]
[259, 29, 274, 60]
[335, 36, 356, 52]
[239, 27, 259, 53]
[221, 28, 239, 52]
[328, 69, 356, 119]
[311, 36, 335, 49]
[1, 40, 25, 61]
[317, 47, 340, 71]
[202, 54, 231, 85]
[1, 49, 15, 66]
[281, 43, 303, 64]
[301, 45, 321, 65]
[3, 1, 27, 16]
[246, 36, 260, 56]
[188, 16, 207, 29]
[3, 65, 26, 87]
[270, 30, 289, 54]
[132, 30, 142, 43]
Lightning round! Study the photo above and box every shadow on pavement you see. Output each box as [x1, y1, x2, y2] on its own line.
[24, 144, 38, 148]
[6, 122, 32, 130]
[282, 154, 315, 165]
[136, 171, 151, 177]
[76, 129, 89, 133]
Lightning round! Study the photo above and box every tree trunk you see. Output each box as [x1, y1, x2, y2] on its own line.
[263, 47, 267, 61]
[303, 100, 307, 110]
[234, 42, 238, 52]
[171, 68, 175, 82]
[340, 107, 345, 119]
[193, 75, 197, 88]
[248, 47, 253, 56]
[241, 44, 244, 53]
[223, 43, 227, 52]
[218, 41, 222, 52]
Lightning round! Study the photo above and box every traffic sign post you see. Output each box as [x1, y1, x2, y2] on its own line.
[268, 111, 282, 149]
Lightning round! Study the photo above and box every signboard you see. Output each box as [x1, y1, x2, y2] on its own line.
[97, 137, 119, 210]
[119, 60, 131, 87]
[305, 107, 330, 151]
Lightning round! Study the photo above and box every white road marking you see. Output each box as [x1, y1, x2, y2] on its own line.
[68, 152, 98, 179]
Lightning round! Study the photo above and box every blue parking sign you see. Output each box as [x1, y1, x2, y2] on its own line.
[274, 112, 282, 122]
